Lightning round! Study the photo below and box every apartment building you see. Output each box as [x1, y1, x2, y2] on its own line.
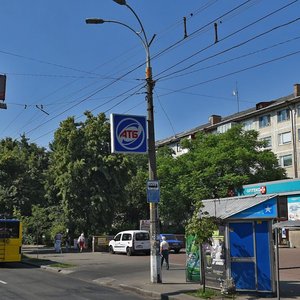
[156, 83, 300, 179]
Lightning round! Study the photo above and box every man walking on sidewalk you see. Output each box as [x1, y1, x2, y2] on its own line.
[160, 236, 170, 270]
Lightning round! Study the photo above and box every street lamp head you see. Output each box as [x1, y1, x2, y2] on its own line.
[113, 0, 127, 5]
[85, 18, 105, 24]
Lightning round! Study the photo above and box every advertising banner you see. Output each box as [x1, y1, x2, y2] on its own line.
[288, 196, 300, 221]
[186, 235, 201, 282]
[203, 227, 226, 289]
[139, 220, 150, 231]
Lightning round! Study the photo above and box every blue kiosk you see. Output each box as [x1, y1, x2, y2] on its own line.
[202, 193, 278, 295]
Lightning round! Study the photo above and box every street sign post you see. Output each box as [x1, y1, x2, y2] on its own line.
[147, 180, 160, 203]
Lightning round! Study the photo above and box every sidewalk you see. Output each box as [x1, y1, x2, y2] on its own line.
[22, 246, 300, 300]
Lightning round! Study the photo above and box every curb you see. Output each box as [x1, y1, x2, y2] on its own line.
[96, 280, 198, 300]
[22, 260, 74, 275]
[40, 265, 74, 274]
[23, 259, 198, 300]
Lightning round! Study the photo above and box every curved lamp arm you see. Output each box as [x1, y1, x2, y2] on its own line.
[86, 18, 149, 67]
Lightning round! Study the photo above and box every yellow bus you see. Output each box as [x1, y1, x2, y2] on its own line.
[0, 219, 22, 263]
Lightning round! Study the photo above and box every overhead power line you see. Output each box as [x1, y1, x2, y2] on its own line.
[7, 0, 259, 141]
[158, 49, 300, 98]
[159, 34, 300, 82]
[151, 0, 255, 62]
[31, 84, 146, 143]
[155, 0, 299, 80]
[7, 0, 295, 143]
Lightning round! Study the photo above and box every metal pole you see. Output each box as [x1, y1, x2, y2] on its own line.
[275, 227, 280, 300]
[290, 106, 298, 178]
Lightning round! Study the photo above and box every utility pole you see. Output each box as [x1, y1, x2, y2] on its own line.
[146, 66, 161, 283]
[86, 0, 161, 283]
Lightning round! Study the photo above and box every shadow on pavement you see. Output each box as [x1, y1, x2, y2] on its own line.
[161, 290, 198, 300]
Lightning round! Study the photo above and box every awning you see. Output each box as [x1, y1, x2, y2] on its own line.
[201, 194, 277, 220]
[272, 220, 300, 229]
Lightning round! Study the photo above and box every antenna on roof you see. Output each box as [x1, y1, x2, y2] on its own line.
[232, 81, 240, 113]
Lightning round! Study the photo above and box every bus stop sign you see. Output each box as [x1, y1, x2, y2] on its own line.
[147, 180, 160, 203]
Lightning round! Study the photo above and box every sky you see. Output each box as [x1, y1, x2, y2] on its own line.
[0, 0, 300, 149]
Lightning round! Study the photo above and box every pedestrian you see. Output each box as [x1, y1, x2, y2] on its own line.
[160, 236, 170, 270]
[65, 230, 71, 252]
[54, 232, 62, 253]
[77, 233, 85, 252]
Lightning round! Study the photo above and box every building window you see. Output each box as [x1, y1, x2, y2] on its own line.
[217, 122, 235, 133]
[279, 154, 292, 167]
[277, 109, 290, 123]
[298, 128, 300, 141]
[259, 115, 270, 128]
[242, 119, 254, 131]
[297, 105, 300, 117]
[278, 131, 292, 145]
[260, 136, 272, 148]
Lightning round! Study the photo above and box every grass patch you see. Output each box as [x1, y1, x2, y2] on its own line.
[50, 262, 75, 268]
[22, 254, 75, 268]
[187, 288, 236, 299]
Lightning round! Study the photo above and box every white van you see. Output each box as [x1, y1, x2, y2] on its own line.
[109, 230, 150, 256]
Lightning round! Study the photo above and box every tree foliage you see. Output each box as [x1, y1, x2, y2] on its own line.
[47, 112, 132, 237]
[182, 126, 286, 240]
[157, 146, 192, 233]
[0, 117, 288, 245]
[0, 136, 48, 217]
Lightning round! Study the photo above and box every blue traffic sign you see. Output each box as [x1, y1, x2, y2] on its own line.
[110, 114, 148, 154]
[147, 180, 160, 203]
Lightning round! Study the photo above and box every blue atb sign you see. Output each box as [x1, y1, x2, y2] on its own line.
[110, 114, 148, 154]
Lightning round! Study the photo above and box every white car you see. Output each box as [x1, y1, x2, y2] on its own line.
[109, 230, 150, 256]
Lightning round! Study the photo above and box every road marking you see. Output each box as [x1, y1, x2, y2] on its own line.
[0, 280, 7, 284]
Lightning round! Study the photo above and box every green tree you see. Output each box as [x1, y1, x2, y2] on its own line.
[180, 126, 286, 200]
[157, 146, 191, 233]
[0, 136, 48, 217]
[47, 112, 132, 237]
[157, 126, 286, 232]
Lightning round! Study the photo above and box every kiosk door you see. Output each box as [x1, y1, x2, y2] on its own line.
[229, 221, 272, 292]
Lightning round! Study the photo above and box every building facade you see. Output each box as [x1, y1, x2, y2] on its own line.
[156, 84, 300, 179]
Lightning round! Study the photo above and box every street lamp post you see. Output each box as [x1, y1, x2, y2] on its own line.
[86, 0, 161, 284]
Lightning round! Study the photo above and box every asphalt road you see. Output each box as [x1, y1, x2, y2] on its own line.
[16, 247, 300, 300]
[0, 262, 147, 300]
[64, 251, 185, 283]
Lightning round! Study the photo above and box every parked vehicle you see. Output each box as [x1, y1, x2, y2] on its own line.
[160, 234, 183, 254]
[109, 230, 150, 256]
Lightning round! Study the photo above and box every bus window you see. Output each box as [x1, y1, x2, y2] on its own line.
[0, 221, 20, 238]
[0, 219, 22, 263]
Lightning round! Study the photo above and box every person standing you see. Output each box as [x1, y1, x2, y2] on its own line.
[160, 236, 170, 270]
[65, 230, 71, 252]
[54, 232, 62, 253]
[77, 233, 85, 252]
